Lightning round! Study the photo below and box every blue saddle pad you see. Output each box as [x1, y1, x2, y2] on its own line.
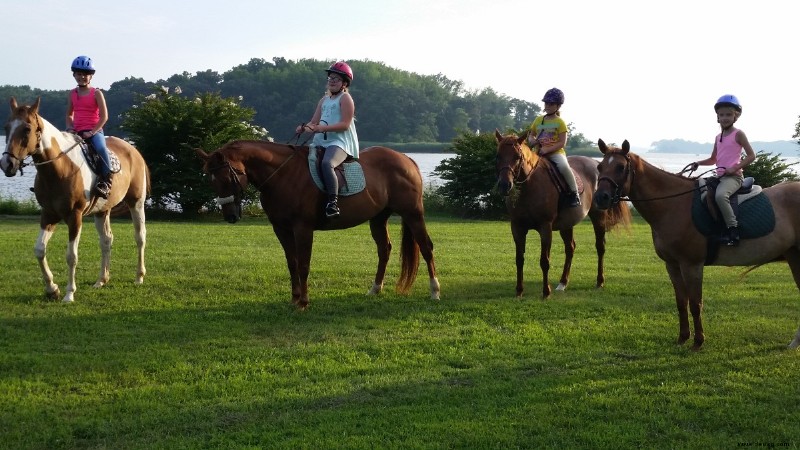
[691, 182, 775, 239]
[308, 149, 366, 196]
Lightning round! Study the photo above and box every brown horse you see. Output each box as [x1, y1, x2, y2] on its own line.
[593, 139, 800, 350]
[494, 130, 631, 298]
[195, 140, 439, 309]
[1, 97, 149, 302]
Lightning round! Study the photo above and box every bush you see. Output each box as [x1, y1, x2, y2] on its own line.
[747, 150, 800, 187]
[431, 131, 507, 219]
[121, 86, 270, 214]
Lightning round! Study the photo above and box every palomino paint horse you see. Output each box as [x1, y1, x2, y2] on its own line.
[594, 139, 800, 350]
[196, 140, 439, 309]
[1, 97, 149, 303]
[494, 130, 631, 298]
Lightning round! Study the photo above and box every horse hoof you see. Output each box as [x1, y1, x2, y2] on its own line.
[61, 293, 75, 303]
[93, 281, 106, 288]
[46, 288, 61, 300]
[788, 340, 799, 350]
[555, 283, 567, 291]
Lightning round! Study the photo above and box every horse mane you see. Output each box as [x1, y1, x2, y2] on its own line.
[498, 134, 539, 168]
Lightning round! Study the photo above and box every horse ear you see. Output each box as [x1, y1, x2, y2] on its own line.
[517, 130, 529, 145]
[31, 97, 41, 114]
[621, 140, 630, 155]
[494, 129, 503, 142]
[9, 96, 18, 111]
[598, 139, 608, 154]
[194, 148, 210, 161]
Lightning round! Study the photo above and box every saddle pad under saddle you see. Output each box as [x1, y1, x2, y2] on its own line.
[691, 181, 775, 239]
[308, 150, 366, 196]
[81, 144, 121, 175]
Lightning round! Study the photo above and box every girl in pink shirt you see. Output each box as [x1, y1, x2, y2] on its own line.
[66, 55, 112, 198]
[691, 94, 756, 246]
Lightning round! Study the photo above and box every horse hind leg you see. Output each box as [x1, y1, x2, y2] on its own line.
[556, 228, 575, 291]
[401, 215, 439, 300]
[93, 212, 113, 288]
[782, 248, 800, 349]
[367, 213, 392, 296]
[129, 198, 147, 284]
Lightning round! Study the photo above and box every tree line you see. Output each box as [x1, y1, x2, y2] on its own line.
[0, 57, 551, 146]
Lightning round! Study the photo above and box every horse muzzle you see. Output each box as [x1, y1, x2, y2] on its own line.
[217, 195, 242, 223]
[593, 190, 613, 210]
[1, 155, 19, 177]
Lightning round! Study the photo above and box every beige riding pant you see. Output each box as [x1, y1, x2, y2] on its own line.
[547, 153, 578, 193]
[715, 174, 743, 228]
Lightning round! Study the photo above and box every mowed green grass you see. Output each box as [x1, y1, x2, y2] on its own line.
[0, 215, 798, 449]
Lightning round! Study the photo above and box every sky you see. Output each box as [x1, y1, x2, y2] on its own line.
[2, 0, 797, 150]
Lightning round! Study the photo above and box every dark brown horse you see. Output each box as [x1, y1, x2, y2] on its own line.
[1, 97, 149, 302]
[593, 139, 800, 350]
[494, 130, 631, 298]
[196, 140, 439, 309]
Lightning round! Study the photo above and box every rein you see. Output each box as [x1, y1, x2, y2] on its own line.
[598, 152, 704, 204]
[499, 141, 539, 187]
[4, 115, 86, 173]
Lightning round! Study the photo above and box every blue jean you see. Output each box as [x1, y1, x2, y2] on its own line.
[87, 131, 111, 176]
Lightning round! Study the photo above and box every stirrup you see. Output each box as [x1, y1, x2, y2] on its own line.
[569, 192, 581, 207]
[325, 202, 340, 218]
[95, 180, 111, 198]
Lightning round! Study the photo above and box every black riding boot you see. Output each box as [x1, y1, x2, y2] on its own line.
[726, 226, 740, 246]
[569, 191, 581, 207]
[325, 194, 340, 218]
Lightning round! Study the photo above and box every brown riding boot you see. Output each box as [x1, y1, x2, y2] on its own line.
[95, 174, 112, 199]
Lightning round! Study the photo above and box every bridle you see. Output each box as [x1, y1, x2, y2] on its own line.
[497, 140, 538, 187]
[208, 158, 246, 207]
[3, 115, 83, 175]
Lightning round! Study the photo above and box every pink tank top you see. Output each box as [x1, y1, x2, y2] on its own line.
[70, 88, 100, 131]
[715, 129, 743, 177]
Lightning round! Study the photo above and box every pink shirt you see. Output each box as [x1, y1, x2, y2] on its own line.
[70, 87, 100, 131]
[715, 128, 743, 177]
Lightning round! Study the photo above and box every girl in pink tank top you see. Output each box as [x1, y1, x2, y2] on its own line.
[690, 94, 756, 246]
[66, 55, 113, 198]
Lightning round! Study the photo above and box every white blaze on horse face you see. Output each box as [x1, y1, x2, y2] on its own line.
[1, 119, 22, 172]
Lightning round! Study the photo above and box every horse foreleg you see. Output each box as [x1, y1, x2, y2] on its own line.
[292, 227, 315, 309]
[367, 215, 392, 296]
[93, 212, 113, 288]
[273, 226, 302, 306]
[592, 222, 607, 288]
[782, 248, 800, 349]
[538, 225, 553, 299]
[34, 223, 59, 300]
[511, 223, 528, 297]
[129, 201, 147, 284]
[62, 212, 84, 303]
[556, 228, 575, 291]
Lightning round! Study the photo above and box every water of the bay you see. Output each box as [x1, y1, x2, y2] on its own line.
[2, 146, 798, 202]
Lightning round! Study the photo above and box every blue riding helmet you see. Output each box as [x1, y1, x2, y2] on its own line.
[71, 55, 96, 74]
[714, 94, 742, 113]
[542, 87, 565, 105]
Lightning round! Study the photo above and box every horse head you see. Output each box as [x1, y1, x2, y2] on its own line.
[594, 139, 632, 209]
[2, 97, 44, 177]
[196, 147, 246, 223]
[494, 129, 533, 196]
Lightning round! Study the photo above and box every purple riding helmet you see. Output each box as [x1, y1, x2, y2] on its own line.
[542, 87, 565, 105]
[714, 94, 742, 114]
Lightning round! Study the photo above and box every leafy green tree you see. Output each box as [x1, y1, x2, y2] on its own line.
[121, 87, 269, 214]
[432, 130, 508, 218]
[746, 150, 799, 187]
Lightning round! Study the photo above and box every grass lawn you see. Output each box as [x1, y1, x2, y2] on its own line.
[0, 215, 798, 449]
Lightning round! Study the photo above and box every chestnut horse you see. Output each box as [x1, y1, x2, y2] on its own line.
[494, 130, 631, 298]
[196, 140, 439, 309]
[1, 97, 149, 303]
[593, 139, 800, 350]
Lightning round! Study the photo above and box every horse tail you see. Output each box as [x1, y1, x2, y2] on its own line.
[396, 220, 421, 294]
